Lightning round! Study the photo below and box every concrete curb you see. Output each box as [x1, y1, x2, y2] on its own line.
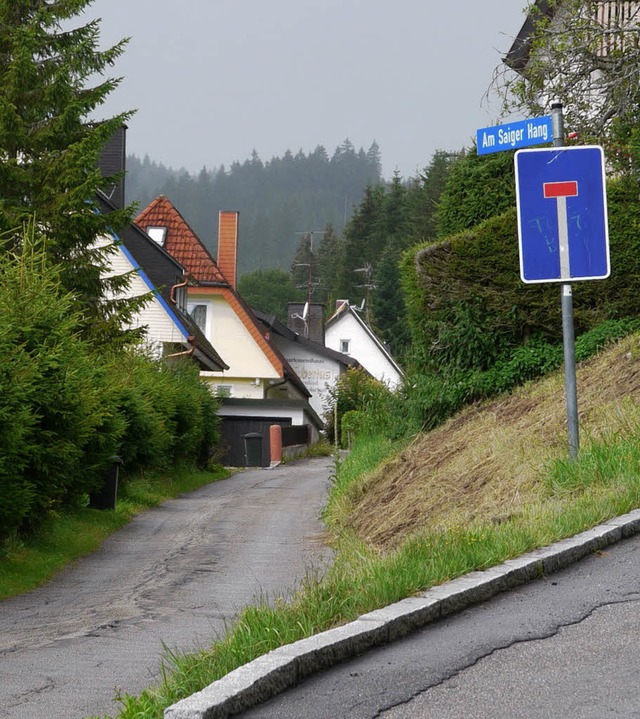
[164, 509, 640, 719]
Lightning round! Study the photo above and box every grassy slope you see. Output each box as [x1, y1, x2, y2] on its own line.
[329, 333, 640, 553]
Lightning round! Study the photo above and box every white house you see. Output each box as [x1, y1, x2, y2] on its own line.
[325, 300, 404, 390]
[254, 309, 360, 419]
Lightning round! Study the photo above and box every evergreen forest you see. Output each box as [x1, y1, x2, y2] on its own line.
[125, 140, 383, 275]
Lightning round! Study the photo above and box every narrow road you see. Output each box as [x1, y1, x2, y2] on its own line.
[242, 533, 640, 719]
[0, 457, 333, 719]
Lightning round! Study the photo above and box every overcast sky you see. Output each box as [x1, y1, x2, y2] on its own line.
[87, 0, 529, 179]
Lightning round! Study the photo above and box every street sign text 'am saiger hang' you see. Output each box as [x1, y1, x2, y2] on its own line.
[477, 116, 552, 155]
[514, 146, 610, 284]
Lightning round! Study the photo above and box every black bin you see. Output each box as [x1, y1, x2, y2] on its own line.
[243, 433, 263, 467]
[89, 459, 120, 510]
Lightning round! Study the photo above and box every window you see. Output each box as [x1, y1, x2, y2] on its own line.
[188, 303, 207, 334]
[215, 385, 232, 398]
[340, 339, 350, 354]
[147, 226, 167, 245]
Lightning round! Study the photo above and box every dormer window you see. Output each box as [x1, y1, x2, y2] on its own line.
[147, 226, 167, 245]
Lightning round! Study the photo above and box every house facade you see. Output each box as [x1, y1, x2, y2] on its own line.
[134, 196, 323, 465]
[325, 300, 404, 390]
[254, 308, 360, 419]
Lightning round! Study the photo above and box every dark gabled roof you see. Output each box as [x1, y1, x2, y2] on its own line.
[253, 309, 360, 369]
[504, 0, 555, 72]
[95, 191, 228, 372]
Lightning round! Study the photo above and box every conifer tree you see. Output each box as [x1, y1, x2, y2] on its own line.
[0, 0, 137, 345]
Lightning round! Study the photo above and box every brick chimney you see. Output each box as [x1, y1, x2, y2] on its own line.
[287, 301, 325, 344]
[217, 211, 239, 289]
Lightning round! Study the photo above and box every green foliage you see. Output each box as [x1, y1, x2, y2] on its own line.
[324, 368, 393, 445]
[0, 1, 137, 345]
[0, 231, 124, 539]
[0, 228, 221, 543]
[436, 148, 516, 238]
[391, 320, 640, 437]
[114, 355, 221, 475]
[238, 268, 303, 322]
[403, 173, 640, 379]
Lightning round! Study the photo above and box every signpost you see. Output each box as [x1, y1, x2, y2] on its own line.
[476, 104, 610, 460]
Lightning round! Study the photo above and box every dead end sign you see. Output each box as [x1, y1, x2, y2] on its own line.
[514, 146, 610, 283]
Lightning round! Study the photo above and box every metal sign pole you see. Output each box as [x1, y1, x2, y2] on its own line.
[552, 102, 579, 459]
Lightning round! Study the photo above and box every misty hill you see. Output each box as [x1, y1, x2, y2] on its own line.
[125, 140, 382, 275]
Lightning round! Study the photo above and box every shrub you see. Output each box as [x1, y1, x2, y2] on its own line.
[0, 232, 124, 539]
[0, 228, 223, 543]
[324, 369, 393, 445]
[114, 354, 221, 475]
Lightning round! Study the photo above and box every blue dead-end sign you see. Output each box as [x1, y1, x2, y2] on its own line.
[514, 146, 610, 283]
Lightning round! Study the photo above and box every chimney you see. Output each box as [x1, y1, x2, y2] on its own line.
[98, 124, 127, 209]
[287, 302, 325, 344]
[217, 211, 239, 289]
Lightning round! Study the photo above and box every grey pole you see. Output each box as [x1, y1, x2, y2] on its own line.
[552, 102, 579, 459]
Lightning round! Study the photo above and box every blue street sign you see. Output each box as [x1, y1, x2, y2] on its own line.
[477, 116, 553, 155]
[514, 146, 609, 283]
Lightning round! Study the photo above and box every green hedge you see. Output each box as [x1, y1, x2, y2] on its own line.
[402, 174, 640, 375]
[0, 236, 221, 542]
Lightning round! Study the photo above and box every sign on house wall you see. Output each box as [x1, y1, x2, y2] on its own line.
[286, 354, 340, 417]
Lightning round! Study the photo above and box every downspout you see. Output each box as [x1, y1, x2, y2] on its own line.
[170, 272, 190, 304]
[166, 335, 196, 359]
[265, 377, 288, 398]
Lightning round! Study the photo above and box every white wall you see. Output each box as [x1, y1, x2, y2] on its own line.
[269, 335, 341, 418]
[325, 312, 403, 390]
[105, 242, 188, 357]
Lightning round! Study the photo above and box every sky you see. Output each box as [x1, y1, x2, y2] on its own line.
[86, 0, 530, 179]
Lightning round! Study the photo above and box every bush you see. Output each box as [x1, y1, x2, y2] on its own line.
[0, 228, 222, 543]
[0, 234, 124, 539]
[114, 354, 221, 475]
[403, 174, 640, 380]
[324, 368, 393, 445]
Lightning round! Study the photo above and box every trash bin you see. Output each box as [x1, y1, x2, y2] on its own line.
[89, 458, 120, 510]
[243, 432, 263, 467]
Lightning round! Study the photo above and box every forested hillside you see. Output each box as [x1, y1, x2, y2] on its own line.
[125, 140, 382, 275]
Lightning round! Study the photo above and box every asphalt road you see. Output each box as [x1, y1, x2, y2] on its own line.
[242, 533, 640, 719]
[0, 457, 333, 719]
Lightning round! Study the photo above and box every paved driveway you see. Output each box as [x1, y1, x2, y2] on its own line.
[0, 457, 333, 719]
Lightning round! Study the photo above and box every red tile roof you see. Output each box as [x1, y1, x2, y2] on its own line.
[135, 196, 227, 284]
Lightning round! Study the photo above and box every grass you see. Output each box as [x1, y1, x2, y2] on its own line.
[0, 465, 229, 601]
[92, 334, 640, 719]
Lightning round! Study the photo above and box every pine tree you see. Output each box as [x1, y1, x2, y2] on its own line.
[0, 0, 137, 344]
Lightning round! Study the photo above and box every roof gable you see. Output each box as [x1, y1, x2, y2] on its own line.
[326, 301, 404, 378]
[135, 196, 227, 284]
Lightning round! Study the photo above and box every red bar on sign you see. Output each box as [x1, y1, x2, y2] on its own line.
[543, 181, 579, 198]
